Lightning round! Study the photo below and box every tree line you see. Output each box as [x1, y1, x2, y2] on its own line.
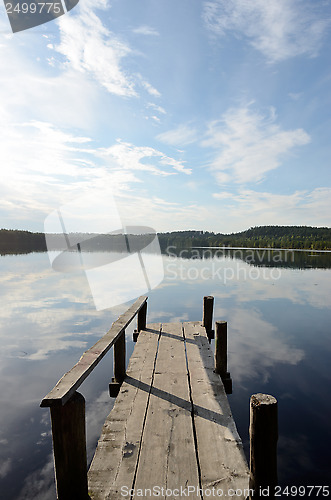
[1, 225, 330, 254]
[157, 226, 331, 251]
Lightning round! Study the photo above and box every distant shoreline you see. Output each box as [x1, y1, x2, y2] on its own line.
[193, 246, 331, 253]
[1, 225, 331, 253]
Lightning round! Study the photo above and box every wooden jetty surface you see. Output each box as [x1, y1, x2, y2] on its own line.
[41, 296, 278, 500]
[88, 321, 249, 499]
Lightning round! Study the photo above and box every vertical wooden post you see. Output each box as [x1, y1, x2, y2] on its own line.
[50, 392, 89, 500]
[202, 295, 214, 335]
[137, 301, 147, 331]
[114, 329, 126, 383]
[215, 321, 227, 378]
[215, 321, 232, 393]
[249, 393, 278, 499]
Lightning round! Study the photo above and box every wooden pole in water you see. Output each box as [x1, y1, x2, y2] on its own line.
[114, 329, 126, 383]
[137, 301, 147, 331]
[202, 295, 214, 335]
[215, 321, 227, 379]
[249, 393, 278, 499]
[50, 391, 88, 500]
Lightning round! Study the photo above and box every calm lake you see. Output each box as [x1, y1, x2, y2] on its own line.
[0, 248, 330, 499]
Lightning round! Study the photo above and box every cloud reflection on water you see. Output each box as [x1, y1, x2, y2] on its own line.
[0, 251, 330, 497]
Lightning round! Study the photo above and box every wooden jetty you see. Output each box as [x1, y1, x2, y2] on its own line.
[41, 296, 278, 500]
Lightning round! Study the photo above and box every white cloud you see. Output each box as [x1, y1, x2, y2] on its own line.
[133, 25, 159, 36]
[213, 191, 233, 200]
[0, 120, 100, 223]
[53, 0, 161, 100]
[157, 124, 198, 146]
[202, 105, 310, 184]
[148, 103, 167, 115]
[213, 306, 305, 382]
[136, 73, 161, 97]
[17, 454, 56, 500]
[212, 188, 331, 228]
[0, 117, 191, 227]
[117, 194, 210, 230]
[0, 22, 112, 132]
[100, 140, 191, 176]
[55, 0, 136, 96]
[159, 156, 191, 174]
[288, 92, 303, 101]
[203, 0, 331, 63]
[0, 458, 12, 479]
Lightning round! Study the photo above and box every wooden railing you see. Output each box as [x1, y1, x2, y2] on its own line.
[40, 295, 148, 500]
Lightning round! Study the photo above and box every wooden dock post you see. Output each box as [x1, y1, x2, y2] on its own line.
[137, 300, 147, 332]
[202, 295, 214, 338]
[215, 321, 227, 378]
[249, 393, 278, 499]
[215, 321, 232, 394]
[50, 392, 89, 500]
[109, 330, 126, 397]
[114, 329, 126, 383]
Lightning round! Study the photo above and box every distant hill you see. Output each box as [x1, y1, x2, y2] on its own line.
[0, 225, 330, 254]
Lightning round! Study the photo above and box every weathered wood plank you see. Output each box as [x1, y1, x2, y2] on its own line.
[133, 323, 201, 497]
[184, 322, 250, 499]
[41, 296, 147, 407]
[88, 324, 161, 500]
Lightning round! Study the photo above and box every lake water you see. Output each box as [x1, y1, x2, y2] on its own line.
[0, 249, 330, 499]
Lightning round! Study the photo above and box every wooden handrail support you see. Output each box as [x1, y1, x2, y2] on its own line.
[40, 295, 148, 500]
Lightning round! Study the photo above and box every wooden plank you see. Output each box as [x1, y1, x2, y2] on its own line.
[88, 324, 161, 500]
[133, 322, 201, 497]
[184, 322, 250, 499]
[41, 296, 147, 407]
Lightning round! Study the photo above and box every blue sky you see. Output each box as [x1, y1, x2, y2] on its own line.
[0, 0, 330, 233]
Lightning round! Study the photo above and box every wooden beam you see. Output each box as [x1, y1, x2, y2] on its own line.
[41, 296, 147, 407]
